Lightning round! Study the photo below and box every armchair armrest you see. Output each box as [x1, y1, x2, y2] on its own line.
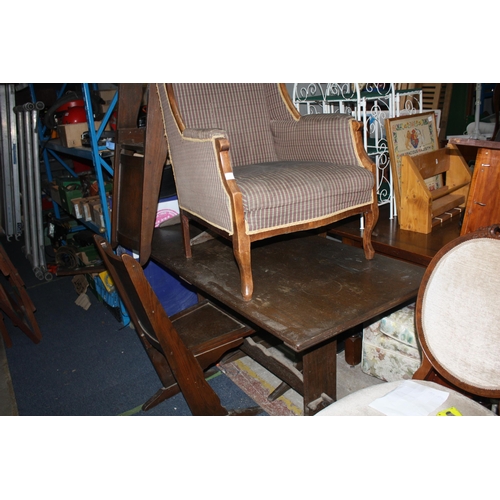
[183, 127, 227, 141]
[271, 113, 364, 166]
[167, 127, 236, 232]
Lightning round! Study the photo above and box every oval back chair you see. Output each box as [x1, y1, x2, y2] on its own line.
[317, 224, 500, 416]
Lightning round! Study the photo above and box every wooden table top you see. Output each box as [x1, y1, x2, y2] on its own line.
[151, 226, 425, 353]
[448, 137, 500, 150]
[329, 205, 462, 266]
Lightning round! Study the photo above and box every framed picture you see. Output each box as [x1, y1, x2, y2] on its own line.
[385, 111, 440, 213]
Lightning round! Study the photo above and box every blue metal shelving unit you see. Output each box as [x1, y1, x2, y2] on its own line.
[32, 83, 118, 241]
[30, 84, 130, 324]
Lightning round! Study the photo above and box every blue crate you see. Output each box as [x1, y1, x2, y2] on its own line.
[142, 258, 198, 316]
[117, 247, 198, 318]
[114, 196, 197, 321]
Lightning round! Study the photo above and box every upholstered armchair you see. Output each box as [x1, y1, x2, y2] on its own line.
[156, 84, 379, 300]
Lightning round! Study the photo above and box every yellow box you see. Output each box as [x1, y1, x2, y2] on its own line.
[98, 271, 115, 293]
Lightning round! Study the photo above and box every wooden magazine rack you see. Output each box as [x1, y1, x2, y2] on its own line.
[399, 144, 471, 234]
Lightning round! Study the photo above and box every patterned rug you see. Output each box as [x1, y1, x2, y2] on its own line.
[220, 356, 302, 416]
[219, 350, 384, 416]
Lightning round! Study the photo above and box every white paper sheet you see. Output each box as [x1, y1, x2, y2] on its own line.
[369, 380, 449, 416]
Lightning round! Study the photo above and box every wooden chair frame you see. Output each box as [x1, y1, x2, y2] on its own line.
[94, 235, 258, 415]
[0, 243, 42, 347]
[111, 84, 167, 264]
[413, 223, 500, 401]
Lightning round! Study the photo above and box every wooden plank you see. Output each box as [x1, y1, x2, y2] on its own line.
[432, 194, 465, 217]
[400, 154, 432, 233]
[116, 127, 145, 147]
[411, 148, 450, 179]
[303, 339, 337, 415]
[445, 144, 473, 195]
[431, 181, 470, 200]
[240, 337, 304, 395]
[430, 185, 449, 200]
[329, 204, 461, 266]
[449, 137, 500, 151]
[431, 208, 462, 227]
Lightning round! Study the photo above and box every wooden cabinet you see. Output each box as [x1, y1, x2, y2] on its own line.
[461, 145, 500, 235]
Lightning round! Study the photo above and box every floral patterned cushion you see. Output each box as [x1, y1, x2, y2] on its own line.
[361, 304, 422, 382]
[379, 304, 417, 348]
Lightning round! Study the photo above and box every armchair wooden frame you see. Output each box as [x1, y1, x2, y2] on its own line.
[159, 83, 379, 301]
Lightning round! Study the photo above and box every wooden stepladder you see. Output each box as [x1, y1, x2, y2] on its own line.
[0, 243, 42, 347]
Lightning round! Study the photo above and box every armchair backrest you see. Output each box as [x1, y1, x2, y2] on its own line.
[157, 83, 300, 232]
[167, 83, 296, 167]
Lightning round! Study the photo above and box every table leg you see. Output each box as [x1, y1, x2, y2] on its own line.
[302, 339, 337, 416]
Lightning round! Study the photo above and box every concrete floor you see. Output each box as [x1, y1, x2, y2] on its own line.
[0, 337, 18, 416]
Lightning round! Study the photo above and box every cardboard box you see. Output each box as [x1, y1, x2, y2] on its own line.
[98, 90, 117, 113]
[58, 122, 90, 148]
[71, 197, 85, 219]
[91, 195, 112, 229]
[90, 199, 103, 228]
[81, 196, 100, 221]
[58, 121, 104, 148]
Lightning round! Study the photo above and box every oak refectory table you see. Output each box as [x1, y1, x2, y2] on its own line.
[151, 225, 425, 415]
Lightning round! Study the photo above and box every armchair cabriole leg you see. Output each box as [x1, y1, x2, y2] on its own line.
[233, 237, 253, 301]
[362, 207, 378, 260]
[181, 212, 193, 258]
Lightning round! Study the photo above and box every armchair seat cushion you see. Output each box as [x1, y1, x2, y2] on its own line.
[234, 161, 374, 233]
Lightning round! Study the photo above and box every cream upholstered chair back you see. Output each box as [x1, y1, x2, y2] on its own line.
[416, 224, 500, 395]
